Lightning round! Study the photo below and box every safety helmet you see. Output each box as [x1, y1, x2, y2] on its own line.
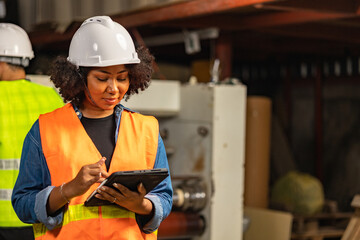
[68, 16, 140, 68]
[0, 23, 34, 67]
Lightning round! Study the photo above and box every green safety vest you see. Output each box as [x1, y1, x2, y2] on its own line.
[0, 79, 64, 227]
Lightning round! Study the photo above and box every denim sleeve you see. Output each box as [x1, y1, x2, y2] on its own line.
[136, 134, 173, 233]
[11, 120, 63, 229]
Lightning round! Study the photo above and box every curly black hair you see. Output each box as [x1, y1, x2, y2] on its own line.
[49, 46, 154, 107]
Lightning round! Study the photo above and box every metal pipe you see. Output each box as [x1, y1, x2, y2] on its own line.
[172, 179, 207, 212]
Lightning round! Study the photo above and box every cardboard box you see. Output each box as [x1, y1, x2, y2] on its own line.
[244, 207, 293, 240]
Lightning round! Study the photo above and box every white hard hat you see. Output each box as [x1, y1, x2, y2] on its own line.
[68, 16, 140, 68]
[0, 23, 34, 67]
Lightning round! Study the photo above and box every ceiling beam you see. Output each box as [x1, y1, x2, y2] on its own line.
[29, 22, 81, 47]
[112, 0, 278, 28]
[156, 10, 355, 30]
[255, 0, 359, 14]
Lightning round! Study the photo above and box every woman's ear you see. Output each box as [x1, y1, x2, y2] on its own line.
[78, 67, 92, 86]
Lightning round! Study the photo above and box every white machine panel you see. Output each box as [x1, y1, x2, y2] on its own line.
[160, 83, 247, 240]
[122, 79, 180, 117]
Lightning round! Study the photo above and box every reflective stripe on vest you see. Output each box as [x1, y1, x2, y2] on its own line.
[36, 103, 158, 239]
[0, 189, 12, 200]
[0, 159, 20, 170]
[0, 79, 64, 227]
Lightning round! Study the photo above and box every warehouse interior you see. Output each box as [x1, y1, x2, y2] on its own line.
[1, 0, 360, 239]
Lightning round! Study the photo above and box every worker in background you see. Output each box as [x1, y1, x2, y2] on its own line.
[0, 23, 64, 240]
[12, 16, 172, 239]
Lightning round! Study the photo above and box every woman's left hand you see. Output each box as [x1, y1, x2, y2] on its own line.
[95, 183, 153, 215]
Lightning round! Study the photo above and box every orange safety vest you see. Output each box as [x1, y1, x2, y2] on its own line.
[34, 103, 159, 240]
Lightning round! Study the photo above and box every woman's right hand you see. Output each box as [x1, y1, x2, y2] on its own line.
[47, 157, 109, 214]
[65, 157, 109, 198]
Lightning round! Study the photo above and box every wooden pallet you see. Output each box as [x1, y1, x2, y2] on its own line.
[341, 195, 360, 240]
[291, 212, 352, 240]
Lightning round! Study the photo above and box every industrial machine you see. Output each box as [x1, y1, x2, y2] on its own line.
[125, 80, 247, 240]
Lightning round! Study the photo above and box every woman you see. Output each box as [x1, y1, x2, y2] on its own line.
[11, 16, 173, 240]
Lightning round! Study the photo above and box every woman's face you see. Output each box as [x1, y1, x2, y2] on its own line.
[82, 64, 129, 117]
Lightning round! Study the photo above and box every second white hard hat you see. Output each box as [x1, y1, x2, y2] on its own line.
[67, 16, 140, 68]
[0, 23, 34, 67]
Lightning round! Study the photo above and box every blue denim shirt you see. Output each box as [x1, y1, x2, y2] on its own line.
[12, 104, 173, 233]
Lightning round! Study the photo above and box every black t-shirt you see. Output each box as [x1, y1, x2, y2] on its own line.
[80, 113, 116, 171]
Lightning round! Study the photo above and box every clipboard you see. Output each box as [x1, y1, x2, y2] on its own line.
[84, 168, 169, 206]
